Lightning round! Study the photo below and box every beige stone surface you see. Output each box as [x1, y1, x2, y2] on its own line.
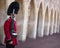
[0, 0, 60, 43]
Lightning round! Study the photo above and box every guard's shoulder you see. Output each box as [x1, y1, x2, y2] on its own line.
[5, 18, 11, 23]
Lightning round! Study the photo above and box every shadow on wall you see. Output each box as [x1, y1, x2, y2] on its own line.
[37, 2, 43, 37]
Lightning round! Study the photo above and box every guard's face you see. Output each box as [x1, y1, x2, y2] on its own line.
[11, 14, 17, 18]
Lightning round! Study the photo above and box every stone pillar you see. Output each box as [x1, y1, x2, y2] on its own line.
[53, 11, 56, 33]
[53, 10, 55, 34]
[50, 10, 54, 35]
[26, 0, 39, 39]
[50, 9, 53, 35]
[21, 0, 29, 41]
[43, 6, 50, 36]
[30, 8, 38, 38]
[54, 12, 58, 33]
[47, 11, 51, 35]
[57, 14, 60, 33]
[58, 14, 60, 32]
[56, 14, 59, 33]
[42, 11, 45, 37]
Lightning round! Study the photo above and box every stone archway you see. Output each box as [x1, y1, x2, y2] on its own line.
[37, 2, 43, 37]
[15, 0, 24, 40]
[44, 6, 49, 36]
[27, 0, 35, 38]
[49, 9, 53, 35]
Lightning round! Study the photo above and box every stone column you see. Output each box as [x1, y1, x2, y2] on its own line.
[21, 0, 29, 41]
[54, 12, 58, 33]
[58, 14, 60, 32]
[57, 14, 60, 33]
[50, 9, 53, 35]
[30, 8, 38, 38]
[57, 13, 59, 33]
[41, 11, 45, 36]
[47, 11, 51, 35]
[50, 10, 54, 35]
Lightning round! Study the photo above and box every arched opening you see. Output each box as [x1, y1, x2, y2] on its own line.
[37, 2, 43, 37]
[44, 6, 49, 35]
[49, 9, 53, 35]
[53, 11, 56, 33]
[0, 0, 6, 43]
[15, 0, 24, 40]
[27, 0, 35, 38]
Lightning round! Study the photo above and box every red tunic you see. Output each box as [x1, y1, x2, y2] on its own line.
[4, 17, 17, 46]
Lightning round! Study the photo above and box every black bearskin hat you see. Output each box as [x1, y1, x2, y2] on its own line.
[7, 1, 19, 15]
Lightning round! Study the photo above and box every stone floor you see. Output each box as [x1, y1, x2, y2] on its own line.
[0, 33, 60, 48]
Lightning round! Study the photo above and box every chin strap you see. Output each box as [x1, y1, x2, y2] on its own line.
[10, 9, 17, 38]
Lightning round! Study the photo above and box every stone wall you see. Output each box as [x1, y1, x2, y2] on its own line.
[0, 0, 60, 43]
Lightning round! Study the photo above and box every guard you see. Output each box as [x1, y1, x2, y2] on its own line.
[4, 1, 19, 48]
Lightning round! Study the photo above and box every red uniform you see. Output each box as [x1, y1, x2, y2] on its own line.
[4, 17, 17, 46]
